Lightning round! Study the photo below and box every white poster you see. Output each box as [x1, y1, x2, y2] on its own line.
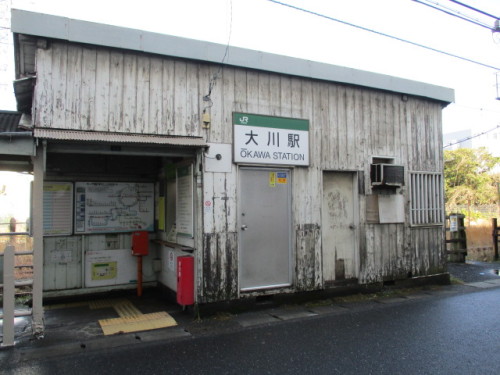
[176, 166, 193, 237]
[43, 182, 73, 236]
[84, 249, 137, 287]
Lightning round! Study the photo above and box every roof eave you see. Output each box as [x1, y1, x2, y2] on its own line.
[11, 8, 454, 104]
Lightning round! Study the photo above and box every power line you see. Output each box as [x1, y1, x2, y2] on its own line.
[205, 0, 233, 99]
[413, 0, 493, 30]
[450, 103, 500, 114]
[267, 0, 500, 71]
[443, 124, 500, 148]
[448, 0, 499, 20]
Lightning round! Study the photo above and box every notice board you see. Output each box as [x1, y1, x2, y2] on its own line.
[75, 182, 154, 234]
[43, 182, 73, 236]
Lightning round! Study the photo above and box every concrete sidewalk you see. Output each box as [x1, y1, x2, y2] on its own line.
[2, 261, 500, 362]
[447, 260, 500, 283]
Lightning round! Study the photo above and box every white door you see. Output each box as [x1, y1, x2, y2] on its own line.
[239, 168, 292, 291]
[322, 172, 359, 282]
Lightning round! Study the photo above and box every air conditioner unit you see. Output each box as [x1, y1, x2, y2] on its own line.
[370, 164, 405, 187]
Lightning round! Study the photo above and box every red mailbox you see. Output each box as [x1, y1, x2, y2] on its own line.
[177, 256, 194, 306]
[131, 231, 149, 256]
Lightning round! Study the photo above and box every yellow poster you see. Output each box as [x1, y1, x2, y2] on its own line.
[269, 172, 276, 187]
[44, 183, 72, 192]
[92, 262, 117, 280]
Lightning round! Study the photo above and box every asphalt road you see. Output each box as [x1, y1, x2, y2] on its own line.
[4, 287, 500, 375]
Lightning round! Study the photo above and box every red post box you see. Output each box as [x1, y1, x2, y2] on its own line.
[131, 231, 149, 256]
[177, 256, 194, 306]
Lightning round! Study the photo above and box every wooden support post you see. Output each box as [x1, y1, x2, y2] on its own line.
[31, 143, 45, 338]
[1, 245, 15, 347]
[447, 213, 467, 263]
[493, 218, 499, 261]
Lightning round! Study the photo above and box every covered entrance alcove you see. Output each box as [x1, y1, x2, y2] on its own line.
[34, 128, 206, 296]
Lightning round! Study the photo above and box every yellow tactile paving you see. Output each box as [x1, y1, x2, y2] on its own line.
[99, 311, 177, 335]
[88, 298, 129, 310]
[45, 297, 177, 335]
[113, 301, 143, 318]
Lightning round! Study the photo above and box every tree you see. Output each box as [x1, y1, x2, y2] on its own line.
[443, 147, 500, 212]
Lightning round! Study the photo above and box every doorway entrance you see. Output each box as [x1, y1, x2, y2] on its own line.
[239, 168, 292, 291]
[322, 171, 359, 283]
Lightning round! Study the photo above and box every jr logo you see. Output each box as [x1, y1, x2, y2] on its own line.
[239, 116, 249, 124]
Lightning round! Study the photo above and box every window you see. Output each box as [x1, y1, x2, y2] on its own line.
[410, 172, 444, 225]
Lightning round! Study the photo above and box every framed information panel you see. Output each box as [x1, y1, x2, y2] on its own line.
[74, 182, 154, 234]
[43, 182, 74, 236]
[176, 165, 193, 237]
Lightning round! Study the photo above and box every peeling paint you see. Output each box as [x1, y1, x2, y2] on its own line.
[201, 232, 238, 303]
[295, 224, 321, 291]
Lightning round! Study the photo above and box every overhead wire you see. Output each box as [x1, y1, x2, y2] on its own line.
[447, 0, 499, 20]
[413, 0, 493, 30]
[450, 103, 500, 114]
[443, 124, 500, 148]
[266, 0, 500, 71]
[205, 0, 233, 100]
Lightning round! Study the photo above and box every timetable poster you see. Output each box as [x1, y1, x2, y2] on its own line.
[43, 182, 74, 236]
[75, 182, 154, 234]
[176, 165, 194, 237]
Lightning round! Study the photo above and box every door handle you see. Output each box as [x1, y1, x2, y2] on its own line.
[349, 224, 356, 230]
[241, 224, 248, 231]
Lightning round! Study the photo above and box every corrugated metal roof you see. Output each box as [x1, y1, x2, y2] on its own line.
[0, 111, 23, 133]
[11, 9, 454, 104]
[34, 128, 207, 147]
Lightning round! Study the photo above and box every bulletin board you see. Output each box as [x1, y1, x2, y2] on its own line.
[74, 182, 154, 234]
[43, 182, 74, 236]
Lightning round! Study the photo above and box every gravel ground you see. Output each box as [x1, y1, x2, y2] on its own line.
[447, 260, 500, 283]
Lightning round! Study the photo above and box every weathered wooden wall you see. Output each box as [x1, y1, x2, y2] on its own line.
[43, 236, 82, 290]
[34, 41, 446, 302]
[43, 234, 157, 291]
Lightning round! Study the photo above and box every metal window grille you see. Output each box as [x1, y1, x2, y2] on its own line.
[410, 172, 444, 225]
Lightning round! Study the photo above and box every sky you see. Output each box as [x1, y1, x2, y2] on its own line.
[0, 171, 32, 221]
[1, 0, 500, 136]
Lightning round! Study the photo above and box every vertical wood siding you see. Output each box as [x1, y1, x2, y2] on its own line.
[34, 42, 446, 302]
[43, 236, 82, 290]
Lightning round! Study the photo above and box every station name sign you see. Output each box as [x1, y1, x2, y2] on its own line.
[233, 113, 309, 166]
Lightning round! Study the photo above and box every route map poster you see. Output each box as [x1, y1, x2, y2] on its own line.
[74, 182, 154, 234]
